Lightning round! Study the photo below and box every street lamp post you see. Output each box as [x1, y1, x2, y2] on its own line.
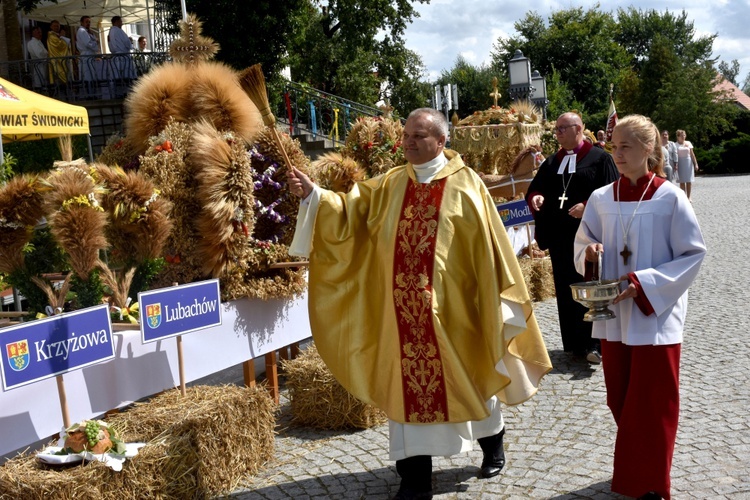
[508, 50, 549, 120]
[508, 50, 532, 101]
[434, 83, 459, 122]
[530, 69, 549, 120]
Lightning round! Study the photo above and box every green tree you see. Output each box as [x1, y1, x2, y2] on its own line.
[286, 0, 430, 113]
[183, 0, 305, 77]
[492, 6, 630, 121]
[383, 47, 432, 116]
[617, 35, 679, 117]
[652, 62, 736, 148]
[614, 8, 715, 69]
[717, 60, 741, 86]
[435, 56, 499, 117]
[545, 67, 581, 123]
[613, 8, 734, 145]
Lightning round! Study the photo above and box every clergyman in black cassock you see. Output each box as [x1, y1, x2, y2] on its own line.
[526, 112, 619, 358]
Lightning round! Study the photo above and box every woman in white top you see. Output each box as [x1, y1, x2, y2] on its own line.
[675, 129, 699, 201]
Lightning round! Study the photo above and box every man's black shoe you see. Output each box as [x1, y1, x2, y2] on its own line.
[477, 427, 506, 478]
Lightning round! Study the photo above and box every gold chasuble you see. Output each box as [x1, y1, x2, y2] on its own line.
[47, 32, 71, 84]
[308, 150, 551, 424]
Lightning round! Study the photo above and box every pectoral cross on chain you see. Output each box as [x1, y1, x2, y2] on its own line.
[558, 192, 569, 209]
[620, 244, 632, 265]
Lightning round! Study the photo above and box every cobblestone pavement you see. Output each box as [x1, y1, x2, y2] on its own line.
[228, 175, 750, 500]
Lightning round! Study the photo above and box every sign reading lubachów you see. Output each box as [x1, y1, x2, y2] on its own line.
[138, 279, 222, 343]
[497, 199, 534, 227]
[0, 304, 114, 391]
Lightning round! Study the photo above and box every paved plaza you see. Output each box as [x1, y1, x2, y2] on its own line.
[228, 174, 750, 499]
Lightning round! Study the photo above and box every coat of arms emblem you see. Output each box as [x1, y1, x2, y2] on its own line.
[498, 209, 511, 223]
[6, 340, 30, 372]
[146, 303, 162, 329]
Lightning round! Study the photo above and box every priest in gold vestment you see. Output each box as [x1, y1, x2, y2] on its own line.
[287, 108, 552, 499]
[47, 20, 71, 84]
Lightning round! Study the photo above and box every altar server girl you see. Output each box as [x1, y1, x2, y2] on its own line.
[574, 114, 706, 500]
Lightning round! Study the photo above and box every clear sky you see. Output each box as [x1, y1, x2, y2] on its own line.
[403, 0, 750, 87]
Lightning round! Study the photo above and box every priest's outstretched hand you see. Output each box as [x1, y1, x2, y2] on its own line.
[286, 166, 314, 199]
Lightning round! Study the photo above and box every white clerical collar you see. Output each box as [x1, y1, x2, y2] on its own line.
[412, 152, 448, 183]
[557, 150, 577, 174]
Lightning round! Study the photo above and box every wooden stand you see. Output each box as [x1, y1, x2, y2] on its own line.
[242, 359, 256, 388]
[241, 342, 302, 404]
[265, 351, 279, 404]
[176, 335, 187, 396]
[56, 374, 71, 428]
[172, 283, 187, 396]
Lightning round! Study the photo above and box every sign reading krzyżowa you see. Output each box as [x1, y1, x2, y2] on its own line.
[497, 199, 534, 227]
[139, 279, 222, 343]
[0, 304, 114, 391]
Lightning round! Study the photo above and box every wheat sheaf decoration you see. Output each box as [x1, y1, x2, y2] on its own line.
[31, 273, 72, 318]
[191, 121, 255, 278]
[0, 175, 46, 274]
[92, 164, 173, 264]
[309, 152, 365, 194]
[341, 116, 404, 178]
[169, 13, 219, 65]
[123, 63, 193, 155]
[98, 263, 139, 324]
[40, 166, 108, 281]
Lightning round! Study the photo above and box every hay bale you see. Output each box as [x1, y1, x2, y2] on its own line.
[518, 256, 555, 302]
[0, 385, 277, 499]
[282, 344, 387, 430]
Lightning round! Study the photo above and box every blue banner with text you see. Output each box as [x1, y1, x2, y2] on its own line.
[0, 304, 114, 391]
[139, 279, 222, 343]
[497, 199, 534, 227]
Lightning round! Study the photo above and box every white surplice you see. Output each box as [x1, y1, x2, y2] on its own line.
[574, 181, 706, 346]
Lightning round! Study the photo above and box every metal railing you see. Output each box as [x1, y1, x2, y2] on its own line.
[2, 55, 392, 147]
[0, 52, 170, 102]
[276, 81, 390, 146]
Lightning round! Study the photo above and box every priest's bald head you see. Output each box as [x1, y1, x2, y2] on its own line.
[555, 112, 584, 151]
[403, 108, 448, 165]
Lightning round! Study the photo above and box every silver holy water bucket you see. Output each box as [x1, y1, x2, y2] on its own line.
[570, 251, 622, 321]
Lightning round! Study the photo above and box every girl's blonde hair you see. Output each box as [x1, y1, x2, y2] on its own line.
[614, 115, 665, 178]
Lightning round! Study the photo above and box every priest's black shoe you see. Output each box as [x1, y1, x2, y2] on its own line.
[477, 428, 506, 478]
[391, 487, 433, 499]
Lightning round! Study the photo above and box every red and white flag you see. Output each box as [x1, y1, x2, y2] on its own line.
[605, 97, 618, 142]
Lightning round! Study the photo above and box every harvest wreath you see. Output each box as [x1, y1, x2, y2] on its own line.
[93, 15, 309, 303]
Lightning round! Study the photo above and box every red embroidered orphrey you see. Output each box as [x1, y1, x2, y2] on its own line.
[392, 179, 449, 423]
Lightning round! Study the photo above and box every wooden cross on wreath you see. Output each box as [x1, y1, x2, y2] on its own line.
[169, 14, 219, 65]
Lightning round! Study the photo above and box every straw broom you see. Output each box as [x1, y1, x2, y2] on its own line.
[238, 64, 295, 172]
